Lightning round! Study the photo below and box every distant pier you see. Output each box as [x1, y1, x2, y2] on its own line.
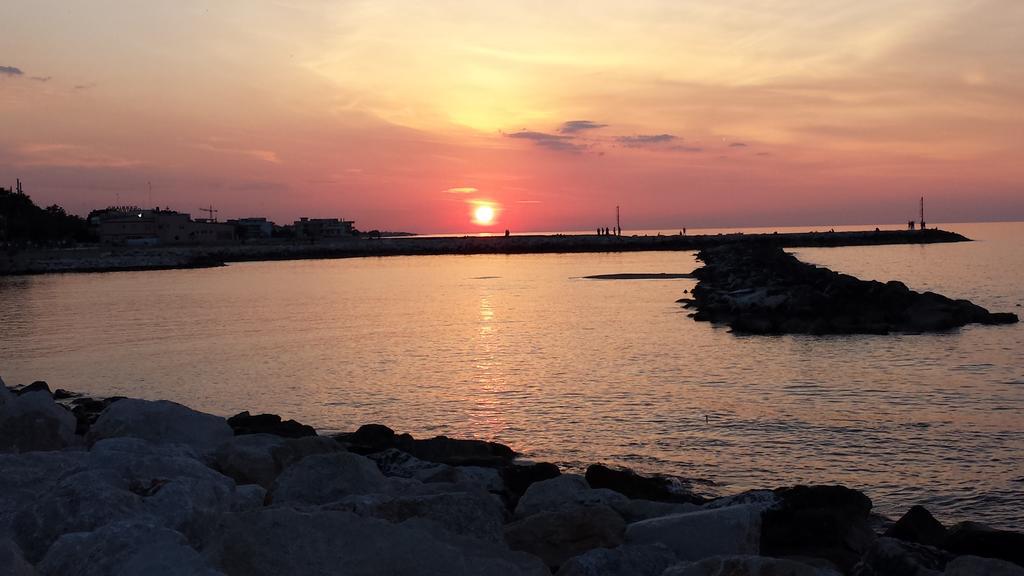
[1, 228, 970, 275]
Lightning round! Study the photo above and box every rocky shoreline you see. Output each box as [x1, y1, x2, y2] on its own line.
[2, 379, 1023, 575]
[684, 243, 1019, 334]
[1, 228, 968, 275]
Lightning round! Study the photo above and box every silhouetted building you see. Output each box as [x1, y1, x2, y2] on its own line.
[228, 217, 274, 239]
[293, 217, 355, 240]
[91, 207, 235, 245]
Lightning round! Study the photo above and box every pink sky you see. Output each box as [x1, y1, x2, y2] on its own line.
[1, 1, 1022, 233]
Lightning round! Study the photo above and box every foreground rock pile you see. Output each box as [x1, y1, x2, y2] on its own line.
[2, 378, 1023, 575]
[686, 243, 1019, 334]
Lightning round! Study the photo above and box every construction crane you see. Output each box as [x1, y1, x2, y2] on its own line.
[199, 205, 218, 222]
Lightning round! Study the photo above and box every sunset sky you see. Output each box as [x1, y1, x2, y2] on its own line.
[2, 1, 1022, 233]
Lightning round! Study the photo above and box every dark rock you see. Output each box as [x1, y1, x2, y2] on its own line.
[52, 389, 78, 400]
[942, 521, 1024, 567]
[761, 485, 876, 573]
[398, 435, 516, 467]
[884, 505, 947, 547]
[851, 537, 951, 576]
[70, 396, 123, 435]
[335, 423, 398, 453]
[504, 504, 626, 569]
[688, 243, 1018, 335]
[502, 462, 561, 498]
[227, 411, 316, 438]
[17, 381, 51, 396]
[585, 463, 706, 504]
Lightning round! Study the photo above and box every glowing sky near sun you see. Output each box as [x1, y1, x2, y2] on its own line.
[1, 1, 1022, 232]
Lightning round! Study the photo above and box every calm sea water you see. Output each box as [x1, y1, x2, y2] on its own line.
[2, 222, 1022, 528]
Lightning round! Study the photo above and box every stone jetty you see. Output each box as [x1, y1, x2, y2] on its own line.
[3, 378, 1023, 575]
[1, 228, 968, 275]
[685, 243, 1019, 334]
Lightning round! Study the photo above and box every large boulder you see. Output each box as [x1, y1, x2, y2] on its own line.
[884, 506, 947, 547]
[87, 399, 233, 454]
[0, 538, 34, 576]
[504, 504, 626, 568]
[760, 485, 876, 572]
[610, 498, 701, 523]
[585, 464, 706, 504]
[851, 537, 950, 576]
[38, 521, 223, 576]
[555, 543, 677, 576]
[0, 390, 77, 452]
[268, 451, 389, 505]
[400, 434, 517, 467]
[324, 490, 507, 543]
[12, 438, 236, 562]
[0, 451, 89, 537]
[212, 433, 343, 488]
[626, 504, 763, 561]
[209, 507, 548, 576]
[514, 474, 627, 519]
[942, 522, 1024, 567]
[663, 555, 841, 575]
[945, 555, 1024, 575]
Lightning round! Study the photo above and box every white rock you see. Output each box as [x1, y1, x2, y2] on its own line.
[515, 474, 628, 519]
[663, 555, 841, 576]
[0, 391, 77, 453]
[210, 507, 549, 576]
[702, 490, 777, 510]
[0, 538, 35, 576]
[269, 451, 392, 505]
[38, 521, 223, 576]
[13, 468, 145, 562]
[555, 543, 677, 576]
[212, 434, 288, 488]
[323, 489, 507, 543]
[945, 555, 1024, 576]
[87, 399, 233, 454]
[0, 451, 89, 538]
[232, 484, 267, 512]
[212, 433, 344, 489]
[626, 504, 763, 562]
[611, 499, 702, 523]
[13, 438, 236, 562]
[505, 504, 627, 568]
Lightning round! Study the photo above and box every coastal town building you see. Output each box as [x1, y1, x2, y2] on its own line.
[227, 217, 274, 239]
[90, 207, 235, 246]
[293, 217, 355, 240]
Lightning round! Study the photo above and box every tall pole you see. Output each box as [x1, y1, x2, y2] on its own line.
[920, 197, 925, 229]
[616, 205, 621, 236]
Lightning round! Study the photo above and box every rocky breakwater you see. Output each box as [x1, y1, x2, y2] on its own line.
[685, 243, 1019, 334]
[3, 377, 1024, 575]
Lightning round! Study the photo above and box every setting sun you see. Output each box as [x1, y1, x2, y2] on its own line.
[473, 205, 495, 226]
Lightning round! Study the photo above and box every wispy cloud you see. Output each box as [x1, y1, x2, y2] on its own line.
[505, 131, 584, 153]
[30, 76, 51, 82]
[444, 187, 478, 194]
[616, 134, 676, 148]
[559, 120, 608, 134]
[16, 143, 140, 168]
[198, 140, 281, 163]
[670, 145, 704, 153]
[729, 142, 748, 148]
[0, 65, 24, 76]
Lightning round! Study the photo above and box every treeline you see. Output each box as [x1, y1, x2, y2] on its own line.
[0, 180, 96, 245]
